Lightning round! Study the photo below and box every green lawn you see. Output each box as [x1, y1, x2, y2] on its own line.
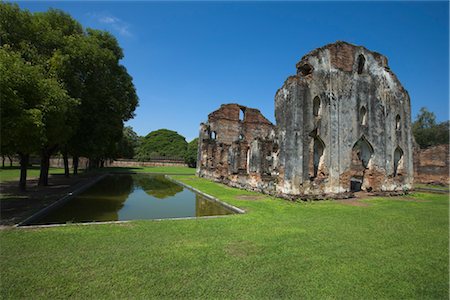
[1, 175, 448, 299]
[414, 183, 449, 192]
[0, 166, 66, 182]
[0, 166, 195, 183]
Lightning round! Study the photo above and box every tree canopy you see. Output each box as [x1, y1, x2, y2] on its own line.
[0, 3, 138, 188]
[412, 107, 449, 149]
[136, 129, 188, 160]
[184, 138, 199, 168]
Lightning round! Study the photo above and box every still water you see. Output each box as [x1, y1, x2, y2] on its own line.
[33, 174, 234, 225]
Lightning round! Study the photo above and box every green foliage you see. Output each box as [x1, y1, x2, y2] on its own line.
[116, 126, 140, 159]
[0, 2, 138, 180]
[184, 138, 199, 168]
[136, 129, 188, 161]
[0, 47, 73, 155]
[135, 175, 183, 199]
[412, 107, 449, 148]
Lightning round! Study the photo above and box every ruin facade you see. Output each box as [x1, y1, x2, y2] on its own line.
[197, 41, 414, 199]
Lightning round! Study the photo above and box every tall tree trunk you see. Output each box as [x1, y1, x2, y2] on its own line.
[38, 150, 51, 187]
[100, 159, 105, 168]
[18, 153, 29, 191]
[73, 156, 79, 175]
[63, 151, 70, 177]
[7, 155, 13, 167]
[1, 155, 4, 168]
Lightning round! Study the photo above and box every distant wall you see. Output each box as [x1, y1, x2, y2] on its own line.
[414, 144, 449, 184]
[20, 157, 188, 168]
[109, 159, 187, 168]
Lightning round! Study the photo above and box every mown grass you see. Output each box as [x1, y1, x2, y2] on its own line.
[0, 166, 195, 183]
[415, 183, 449, 191]
[0, 166, 66, 182]
[0, 175, 448, 299]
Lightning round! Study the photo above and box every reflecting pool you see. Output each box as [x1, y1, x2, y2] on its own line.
[32, 174, 234, 225]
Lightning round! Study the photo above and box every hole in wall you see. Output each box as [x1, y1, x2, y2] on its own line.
[298, 63, 313, 76]
[395, 114, 401, 130]
[393, 146, 403, 176]
[360, 106, 367, 125]
[313, 96, 321, 117]
[352, 136, 373, 169]
[357, 54, 365, 74]
[239, 108, 245, 121]
[313, 136, 325, 178]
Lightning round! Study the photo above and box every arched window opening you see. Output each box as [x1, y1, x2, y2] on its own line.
[360, 106, 367, 125]
[313, 96, 321, 117]
[239, 108, 245, 121]
[395, 114, 401, 130]
[239, 134, 244, 141]
[246, 148, 250, 174]
[211, 131, 217, 140]
[357, 54, 365, 74]
[313, 136, 325, 178]
[352, 136, 374, 169]
[393, 146, 404, 176]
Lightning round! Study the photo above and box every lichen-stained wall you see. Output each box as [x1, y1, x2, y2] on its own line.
[198, 41, 414, 199]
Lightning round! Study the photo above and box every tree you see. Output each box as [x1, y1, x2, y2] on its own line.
[136, 129, 188, 161]
[51, 30, 138, 171]
[184, 138, 199, 168]
[0, 3, 138, 187]
[0, 48, 45, 190]
[412, 107, 449, 148]
[116, 126, 140, 159]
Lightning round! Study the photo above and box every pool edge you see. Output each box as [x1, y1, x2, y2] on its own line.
[15, 173, 109, 227]
[164, 175, 246, 214]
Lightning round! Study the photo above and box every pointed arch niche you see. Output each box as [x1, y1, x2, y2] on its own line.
[393, 146, 404, 176]
[352, 136, 374, 169]
[357, 54, 365, 74]
[313, 136, 325, 177]
[313, 96, 321, 117]
[360, 106, 367, 125]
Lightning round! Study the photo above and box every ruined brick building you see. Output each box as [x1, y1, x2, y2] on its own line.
[197, 41, 413, 199]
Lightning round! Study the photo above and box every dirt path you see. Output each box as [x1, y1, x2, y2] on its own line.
[0, 172, 103, 226]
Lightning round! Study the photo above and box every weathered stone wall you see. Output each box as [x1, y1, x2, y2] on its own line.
[197, 41, 415, 199]
[275, 41, 413, 197]
[196, 104, 277, 193]
[414, 144, 449, 184]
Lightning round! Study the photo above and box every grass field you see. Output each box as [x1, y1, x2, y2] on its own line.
[415, 183, 449, 191]
[0, 165, 195, 183]
[0, 175, 448, 299]
[0, 166, 66, 182]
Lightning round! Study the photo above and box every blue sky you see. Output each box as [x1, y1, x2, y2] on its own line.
[17, 1, 449, 141]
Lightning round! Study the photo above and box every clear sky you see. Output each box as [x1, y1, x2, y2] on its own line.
[16, 1, 449, 141]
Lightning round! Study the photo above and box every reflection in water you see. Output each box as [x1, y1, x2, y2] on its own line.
[196, 195, 232, 217]
[135, 175, 183, 199]
[33, 174, 234, 225]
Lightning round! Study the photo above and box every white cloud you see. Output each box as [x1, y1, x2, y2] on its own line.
[87, 12, 133, 38]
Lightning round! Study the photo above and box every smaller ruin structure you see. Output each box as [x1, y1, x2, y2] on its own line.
[197, 41, 414, 199]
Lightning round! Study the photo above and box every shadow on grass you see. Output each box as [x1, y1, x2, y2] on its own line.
[1, 166, 41, 170]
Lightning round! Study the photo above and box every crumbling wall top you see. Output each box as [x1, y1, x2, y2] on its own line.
[208, 103, 273, 125]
